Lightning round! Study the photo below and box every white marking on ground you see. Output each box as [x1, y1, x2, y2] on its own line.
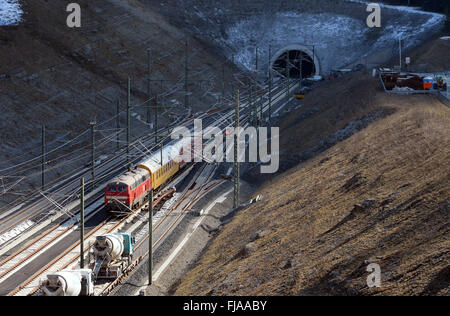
[152, 188, 233, 281]
[0, 220, 34, 247]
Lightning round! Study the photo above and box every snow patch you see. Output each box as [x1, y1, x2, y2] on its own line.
[0, 0, 23, 26]
[223, 12, 369, 73]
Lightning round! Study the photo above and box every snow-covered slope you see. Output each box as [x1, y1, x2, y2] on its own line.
[223, 5, 445, 74]
[224, 8, 445, 74]
[0, 0, 22, 26]
[144, 0, 446, 75]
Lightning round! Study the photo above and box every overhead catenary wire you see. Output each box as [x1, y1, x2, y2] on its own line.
[0, 42, 285, 208]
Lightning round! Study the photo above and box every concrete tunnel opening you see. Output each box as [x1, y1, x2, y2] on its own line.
[272, 50, 316, 79]
[270, 46, 320, 79]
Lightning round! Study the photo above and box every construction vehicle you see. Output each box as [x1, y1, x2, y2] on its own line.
[435, 74, 447, 90]
[39, 269, 94, 296]
[294, 87, 310, 99]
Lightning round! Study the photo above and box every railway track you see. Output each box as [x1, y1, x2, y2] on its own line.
[1, 167, 193, 296]
[0, 202, 104, 283]
[0, 113, 213, 253]
[0, 81, 283, 241]
[12, 162, 208, 296]
[99, 164, 221, 296]
[8, 119, 229, 296]
[1, 81, 297, 296]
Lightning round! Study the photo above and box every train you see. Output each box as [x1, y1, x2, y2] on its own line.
[104, 137, 196, 216]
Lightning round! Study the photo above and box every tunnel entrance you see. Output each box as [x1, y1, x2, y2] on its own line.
[272, 50, 316, 79]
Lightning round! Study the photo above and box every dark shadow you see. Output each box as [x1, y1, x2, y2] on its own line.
[420, 265, 450, 296]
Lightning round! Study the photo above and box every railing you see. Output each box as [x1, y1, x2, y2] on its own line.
[437, 91, 450, 107]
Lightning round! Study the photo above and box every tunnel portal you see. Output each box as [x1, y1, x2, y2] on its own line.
[272, 50, 316, 79]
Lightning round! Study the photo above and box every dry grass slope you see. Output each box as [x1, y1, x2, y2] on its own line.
[175, 73, 449, 296]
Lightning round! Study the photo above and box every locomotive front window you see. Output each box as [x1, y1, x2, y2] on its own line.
[118, 185, 127, 192]
[108, 185, 117, 192]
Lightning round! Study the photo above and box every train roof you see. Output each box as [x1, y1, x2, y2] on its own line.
[138, 143, 181, 173]
[108, 168, 149, 187]
[138, 137, 194, 173]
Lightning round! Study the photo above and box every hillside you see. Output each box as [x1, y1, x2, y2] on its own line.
[143, 0, 445, 73]
[379, 0, 450, 33]
[407, 37, 450, 72]
[175, 72, 450, 296]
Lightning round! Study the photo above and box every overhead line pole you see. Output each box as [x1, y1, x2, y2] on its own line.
[41, 125, 45, 191]
[90, 121, 96, 191]
[148, 189, 153, 286]
[160, 140, 163, 167]
[286, 51, 290, 105]
[231, 54, 235, 92]
[116, 99, 120, 152]
[255, 47, 260, 127]
[80, 177, 85, 269]
[233, 89, 240, 209]
[249, 81, 254, 126]
[268, 45, 273, 123]
[154, 94, 158, 145]
[127, 77, 131, 166]
[184, 41, 189, 109]
[299, 51, 303, 89]
[147, 49, 152, 124]
[156, 80, 164, 145]
[222, 63, 226, 107]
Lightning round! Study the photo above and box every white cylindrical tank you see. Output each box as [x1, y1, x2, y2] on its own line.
[41, 272, 82, 296]
[93, 234, 124, 263]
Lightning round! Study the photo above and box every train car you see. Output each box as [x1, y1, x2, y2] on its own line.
[138, 143, 183, 190]
[40, 269, 94, 296]
[90, 233, 134, 280]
